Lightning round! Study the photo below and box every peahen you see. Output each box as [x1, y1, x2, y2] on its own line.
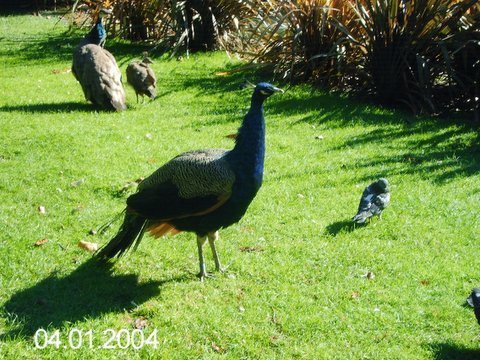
[96, 82, 283, 280]
[126, 57, 157, 103]
[71, 8, 126, 111]
[353, 178, 390, 224]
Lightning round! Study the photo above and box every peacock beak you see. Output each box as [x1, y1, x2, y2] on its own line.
[272, 86, 284, 94]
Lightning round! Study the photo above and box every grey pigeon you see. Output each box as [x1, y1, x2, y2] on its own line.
[467, 288, 480, 325]
[126, 57, 157, 103]
[353, 178, 390, 224]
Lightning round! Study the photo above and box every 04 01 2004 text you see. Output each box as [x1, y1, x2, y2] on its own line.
[33, 328, 159, 350]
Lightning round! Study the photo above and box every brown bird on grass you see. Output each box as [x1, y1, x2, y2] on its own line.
[126, 57, 157, 103]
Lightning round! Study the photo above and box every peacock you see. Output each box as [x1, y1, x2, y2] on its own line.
[96, 82, 283, 280]
[80, 7, 111, 48]
[72, 8, 126, 111]
[126, 57, 157, 103]
[353, 178, 390, 224]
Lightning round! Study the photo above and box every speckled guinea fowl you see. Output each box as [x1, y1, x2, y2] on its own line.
[96, 83, 283, 280]
[71, 8, 126, 111]
[126, 57, 157, 103]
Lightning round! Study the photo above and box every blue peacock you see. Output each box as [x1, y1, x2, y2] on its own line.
[81, 7, 111, 48]
[96, 83, 283, 280]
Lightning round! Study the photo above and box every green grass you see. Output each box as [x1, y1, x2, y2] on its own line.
[1, 12, 480, 360]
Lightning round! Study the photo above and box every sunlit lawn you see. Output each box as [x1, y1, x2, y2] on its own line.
[1, 12, 480, 359]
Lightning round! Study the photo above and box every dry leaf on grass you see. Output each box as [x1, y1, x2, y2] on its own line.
[225, 133, 237, 139]
[239, 246, 264, 253]
[51, 68, 71, 74]
[38, 205, 46, 214]
[34, 238, 48, 247]
[211, 342, 224, 353]
[351, 291, 360, 299]
[78, 240, 98, 252]
[133, 317, 149, 330]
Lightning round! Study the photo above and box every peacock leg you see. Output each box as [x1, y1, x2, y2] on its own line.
[196, 235, 208, 281]
[208, 231, 223, 272]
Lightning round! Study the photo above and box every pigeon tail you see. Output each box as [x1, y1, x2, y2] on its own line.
[353, 211, 370, 224]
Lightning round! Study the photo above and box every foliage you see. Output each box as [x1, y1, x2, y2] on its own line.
[237, 0, 352, 87]
[243, 0, 480, 115]
[342, 0, 479, 113]
[67, 0, 479, 115]
[104, 0, 255, 54]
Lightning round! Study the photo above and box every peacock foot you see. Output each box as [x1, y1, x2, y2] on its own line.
[197, 271, 215, 282]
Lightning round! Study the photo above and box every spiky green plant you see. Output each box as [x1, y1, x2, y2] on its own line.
[337, 0, 478, 113]
[103, 0, 254, 54]
[237, 0, 356, 86]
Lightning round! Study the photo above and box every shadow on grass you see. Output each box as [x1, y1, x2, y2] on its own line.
[0, 101, 97, 113]
[1, 30, 155, 65]
[182, 69, 480, 183]
[270, 90, 480, 184]
[0, 258, 182, 339]
[4, 27, 479, 183]
[324, 219, 357, 236]
[430, 342, 480, 360]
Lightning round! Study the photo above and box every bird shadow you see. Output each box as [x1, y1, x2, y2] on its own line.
[0, 258, 175, 339]
[0, 102, 98, 114]
[324, 219, 358, 236]
[429, 342, 480, 360]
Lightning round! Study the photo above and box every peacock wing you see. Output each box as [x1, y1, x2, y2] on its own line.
[127, 149, 235, 220]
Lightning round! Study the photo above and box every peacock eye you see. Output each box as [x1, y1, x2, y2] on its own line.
[259, 90, 269, 95]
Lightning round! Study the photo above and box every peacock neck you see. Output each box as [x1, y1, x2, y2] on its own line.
[229, 96, 266, 188]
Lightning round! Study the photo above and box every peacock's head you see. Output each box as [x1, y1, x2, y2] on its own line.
[253, 82, 284, 99]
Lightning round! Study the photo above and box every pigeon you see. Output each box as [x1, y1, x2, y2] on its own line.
[353, 178, 390, 224]
[467, 288, 480, 324]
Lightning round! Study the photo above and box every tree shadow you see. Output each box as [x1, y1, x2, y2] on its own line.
[171, 61, 276, 95]
[1, 27, 157, 65]
[429, 342, 480, 360]
[0, 258, 178, 339]
[324, 219, 357, 236]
